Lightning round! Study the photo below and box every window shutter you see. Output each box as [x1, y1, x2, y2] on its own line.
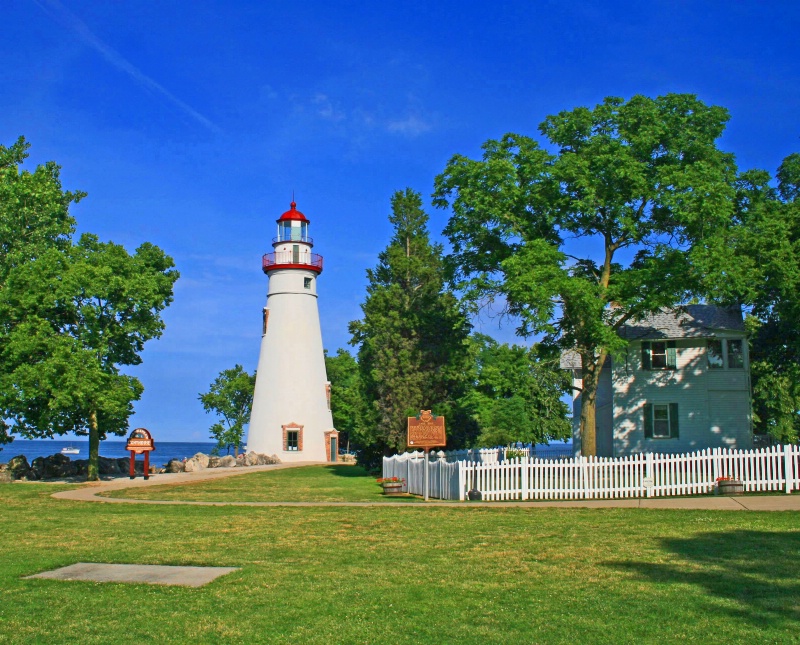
[641, 342, 651, 370]
[666, 341, 677, 369]
[669, 403, 679, 438]
[643, 403, 653, 438]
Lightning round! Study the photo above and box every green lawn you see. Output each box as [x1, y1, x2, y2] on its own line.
[101, 464, 423, 502]
[1, 471, 799, 644]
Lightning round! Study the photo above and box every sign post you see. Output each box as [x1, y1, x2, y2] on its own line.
[407, 410, 446, 501]
[125, 428, 156, 480]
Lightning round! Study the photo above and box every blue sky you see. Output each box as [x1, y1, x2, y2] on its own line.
[3, 0, 799, 441]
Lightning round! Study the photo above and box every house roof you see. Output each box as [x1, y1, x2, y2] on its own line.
[559, 305, 744, 369]
[618, 305, 744, 340]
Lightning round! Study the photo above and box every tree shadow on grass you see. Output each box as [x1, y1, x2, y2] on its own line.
[322, 464, 373, 479]
[608, 530, 800, 629]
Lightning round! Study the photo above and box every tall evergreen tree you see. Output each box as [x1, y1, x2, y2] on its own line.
[349, 189, 472, 460]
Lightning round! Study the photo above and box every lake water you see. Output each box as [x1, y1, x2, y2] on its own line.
[0, 439, 220, 467]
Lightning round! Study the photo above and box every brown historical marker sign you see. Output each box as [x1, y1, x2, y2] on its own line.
[407, 410, 446, 449]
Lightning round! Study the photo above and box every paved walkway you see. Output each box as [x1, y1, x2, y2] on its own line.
[49, 464, 800, 510]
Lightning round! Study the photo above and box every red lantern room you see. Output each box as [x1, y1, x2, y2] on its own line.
[262, 201, 323, 274]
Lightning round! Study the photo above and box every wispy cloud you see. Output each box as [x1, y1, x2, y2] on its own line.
[312, 93, 346, 122]
[386, 114, 431, 137]
[32, 0, 220, 133]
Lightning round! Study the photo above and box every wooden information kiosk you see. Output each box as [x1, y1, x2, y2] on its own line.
[125, 428, 155, 480]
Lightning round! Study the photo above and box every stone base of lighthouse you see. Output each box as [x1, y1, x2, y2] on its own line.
[246, 268, 338, 462]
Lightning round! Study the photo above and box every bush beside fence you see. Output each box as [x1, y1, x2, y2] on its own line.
[383, 445, 800, 501]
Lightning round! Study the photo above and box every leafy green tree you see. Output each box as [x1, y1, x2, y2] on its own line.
[324, 348, 367, 452]
[728, 155, 800, 442]
[461, 334, 570, 447]
[434, 94, 738, 455]
[0, 138, 178, 479]
[0, 137, 83, 448]
[349, 189, 472, 461]
[199, 364, 256, 455]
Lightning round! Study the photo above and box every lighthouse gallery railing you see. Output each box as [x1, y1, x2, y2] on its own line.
[262, 251, 324, 271]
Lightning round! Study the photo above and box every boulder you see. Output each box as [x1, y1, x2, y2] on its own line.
[166, 459, 185, 473]
[244, 451, 260, 466]
[98, 456, 124, 475]
[7, 455, 31, 480]
[0, 465, 11, 483]
[183, 454, 209, 472]
[217, 455, 236, 468]
[30, 454, 78, 479]
[191, 453, 210, 468]
[208, 456, 221, 468]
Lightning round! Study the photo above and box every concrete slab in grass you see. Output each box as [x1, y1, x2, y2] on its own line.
[25, 563, 239, 587]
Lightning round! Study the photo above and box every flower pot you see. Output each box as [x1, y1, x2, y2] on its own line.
[382, 482, 404, 496]
[467, 489, 482, 501]
[717, 479, 744, 496]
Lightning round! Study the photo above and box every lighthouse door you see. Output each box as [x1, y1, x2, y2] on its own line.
[292, 244, 300, 264]
[330, 436, 337, 462]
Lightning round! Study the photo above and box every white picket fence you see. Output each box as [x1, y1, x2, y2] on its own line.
[400, 445, 573, 465]
[383, 445, 800, 502]
[382, 452, 463, 500]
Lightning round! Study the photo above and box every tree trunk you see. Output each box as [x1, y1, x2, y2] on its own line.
[87, 410, 100, 481]
[578, 353, 605, 457]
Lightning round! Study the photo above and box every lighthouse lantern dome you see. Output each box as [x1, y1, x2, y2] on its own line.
[276, 201, 310, 243]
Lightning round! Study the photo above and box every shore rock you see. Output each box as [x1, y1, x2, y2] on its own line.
[30, 454, 78, 479]
[165, 459, 185, 473]
[217, 455, 237, 468]
[7, 455, 31, 479]
[192, 453, 210, 468]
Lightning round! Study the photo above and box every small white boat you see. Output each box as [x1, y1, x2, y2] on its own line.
[61, 446, 80, 455]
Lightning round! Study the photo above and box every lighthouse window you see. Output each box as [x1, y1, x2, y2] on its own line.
[286, 430, 299, 451]
[304, 277, 312, 289]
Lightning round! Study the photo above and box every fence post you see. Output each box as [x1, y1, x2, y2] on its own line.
[785, 444, 795, 495]
[645, 452, 653, 498]
[521, 455, 529, 500]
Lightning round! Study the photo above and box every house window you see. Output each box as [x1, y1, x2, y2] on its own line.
[262, 308, 269, 335]
[653, 404, 670, 437]
[304, 277, 312, 289]
[727, 339, 744, 369]
[706, 339, 745, 370]
[707, 339, 724, 368]
[641, 341, 677, 370]
[651, 342, 667, 368]
[643, 402, 679, 439]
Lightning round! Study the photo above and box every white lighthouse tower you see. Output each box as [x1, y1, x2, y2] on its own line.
[247, 201, 339, 462]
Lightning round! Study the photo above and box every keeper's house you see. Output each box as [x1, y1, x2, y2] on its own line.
[562, 305, 753, 457]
